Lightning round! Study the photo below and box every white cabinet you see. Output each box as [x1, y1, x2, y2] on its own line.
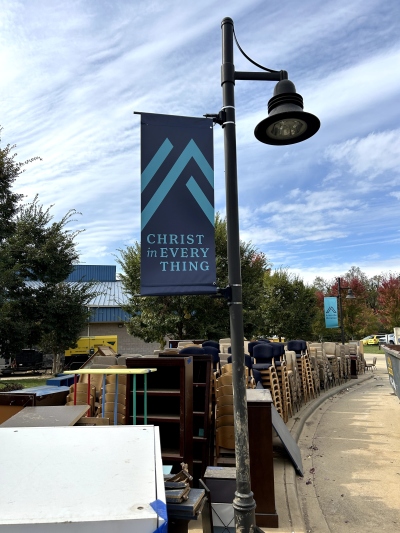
[0, 425, 166, 532]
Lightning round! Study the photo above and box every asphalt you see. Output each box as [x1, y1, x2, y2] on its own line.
[191, 352, 400, 533]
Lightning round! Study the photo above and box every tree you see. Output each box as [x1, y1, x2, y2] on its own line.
[0, 132, 93, 370]
[312, 268, 381, 342]
[118, 214, 270, 346]
[262, 269, 318, 340]
[377, 274, 400, 329]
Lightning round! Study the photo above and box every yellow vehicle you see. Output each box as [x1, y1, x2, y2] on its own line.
[361, 335, 379, 345]
[64, 335, 118, 369]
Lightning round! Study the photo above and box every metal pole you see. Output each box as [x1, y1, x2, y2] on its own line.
[338, 277, 345, 344]
[221, 17, 257, 533]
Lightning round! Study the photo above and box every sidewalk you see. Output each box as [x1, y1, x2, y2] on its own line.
[295, 353, 400, 533]
[192, 352, 399, 533]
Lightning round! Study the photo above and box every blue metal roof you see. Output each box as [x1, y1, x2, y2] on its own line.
[67, 265, 117, 282]
[25, 281, 128, 307]
[88, 281, 128, 307]
[89, 307, 131, 323]
[25, 266, 132, 323]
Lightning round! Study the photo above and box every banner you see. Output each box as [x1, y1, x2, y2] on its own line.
[139, 112, 216, 296]
[324, 297, 338, 328]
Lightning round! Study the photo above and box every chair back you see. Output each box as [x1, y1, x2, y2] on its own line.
[226, 354, 253, 370]
[179, 346, 206, 355]
[253, 343, 274, 363]
[202, 340, 220, 351]
[287, 340, 304, 354]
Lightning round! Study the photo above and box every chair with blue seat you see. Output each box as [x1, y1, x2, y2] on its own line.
[202, 340, 220, 352]
[226, 354, 253, 371]
[196, 345, 221, 374]
[252, 343, 274, 365]
[247, 341, 267, 357]
[287, 340, 305, 357]
[252, 368, 264, 388]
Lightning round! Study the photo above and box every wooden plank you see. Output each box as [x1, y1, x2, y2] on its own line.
[64, 368, 157, 375]
[271, 403, 304, 476]
[0, 405, 90, 427]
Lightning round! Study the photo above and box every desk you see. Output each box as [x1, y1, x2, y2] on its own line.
[64, 368, 157, 424]
[0, 405, 90, 427]
[0, 426, 166, 532]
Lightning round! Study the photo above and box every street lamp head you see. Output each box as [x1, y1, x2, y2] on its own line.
[254, 79, 320, 145]
[346, 289, 356, 299]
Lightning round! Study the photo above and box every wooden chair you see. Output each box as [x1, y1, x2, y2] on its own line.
[100, 393, 126, 405]
[99, 402, 126, 416]
[215, 425, 235, 457]
[75, 416, 110, 426]
[215, 414, 234, 429]
[216, 394, 234, 407]
[216, 373, 233, 387]
[216, 404, 234, 417]
[365, 356, 377, 371]
[99, 412, 126, 425]
[216, 385, 233, 398]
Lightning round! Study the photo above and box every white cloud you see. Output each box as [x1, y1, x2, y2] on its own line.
[325, 130, 400, 179]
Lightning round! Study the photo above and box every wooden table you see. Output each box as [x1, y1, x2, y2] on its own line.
[0, 405, 90, 427]
[64, 368, 157, 424]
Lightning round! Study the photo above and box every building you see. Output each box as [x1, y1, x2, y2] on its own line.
[67, 265, 160, 355]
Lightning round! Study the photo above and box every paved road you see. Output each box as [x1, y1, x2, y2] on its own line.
[297, 353, 400, 532]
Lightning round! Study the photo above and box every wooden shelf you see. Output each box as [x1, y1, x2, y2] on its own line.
[126, 357, 193, 476]
[159, 353, 213, 486]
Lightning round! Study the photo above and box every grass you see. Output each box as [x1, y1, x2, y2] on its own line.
[362, 344, 383, 354]
[0, 377, 49, 391]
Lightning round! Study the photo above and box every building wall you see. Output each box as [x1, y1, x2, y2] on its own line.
[79, 323, 160, 355]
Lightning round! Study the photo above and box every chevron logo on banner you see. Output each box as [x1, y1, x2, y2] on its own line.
[141, 138, 214, 230]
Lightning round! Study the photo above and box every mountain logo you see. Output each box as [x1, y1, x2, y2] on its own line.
[141, 138, 214, 230]
[325, 306, 337, 315]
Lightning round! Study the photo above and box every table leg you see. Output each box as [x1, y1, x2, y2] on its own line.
[144, 374, 147, 424]
[114, 374, 119, 425]
[133, 375, 137, 425]
[73, 374, 77, 405]
[102, 374, 106, 418]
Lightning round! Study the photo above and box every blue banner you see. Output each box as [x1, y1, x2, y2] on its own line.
[139, 112, 216, 296]
[324, 297, 338, 328]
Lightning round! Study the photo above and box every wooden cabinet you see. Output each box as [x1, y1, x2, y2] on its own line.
[125, 357, 193, 475]
[160, 353, 214, 484]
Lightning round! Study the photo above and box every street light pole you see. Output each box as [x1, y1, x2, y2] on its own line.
[337, 277, 346, 345]
[336, 277, 355, 344]
[221, 18, 257, 532]
[219, 17, 320, 532]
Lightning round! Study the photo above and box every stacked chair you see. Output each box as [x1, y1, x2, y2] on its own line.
[97, 366, 128, 425]
[66, 382, 96, 416]
[214, 370, 235, 465]
[251, 343, 285, 421]
[286, 340, 315, 405]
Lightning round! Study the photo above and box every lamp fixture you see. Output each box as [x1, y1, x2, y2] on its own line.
[346, 289, 356, 299]
[255, 79, 320, 145]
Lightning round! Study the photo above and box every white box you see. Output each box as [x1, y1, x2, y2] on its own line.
[211, 503, 235, 533]
[0, 426, 166, 532]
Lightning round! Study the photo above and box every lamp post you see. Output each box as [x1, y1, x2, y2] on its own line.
[336, 277, 355, 344]
[216, 17, 320, 533]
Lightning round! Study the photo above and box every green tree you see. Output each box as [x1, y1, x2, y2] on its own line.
[118, 214, 270, 346]
[262, 269, 318, 340]
[0, 132, 93, 369]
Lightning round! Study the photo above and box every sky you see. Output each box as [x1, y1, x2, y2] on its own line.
[1, 0, 400, 285]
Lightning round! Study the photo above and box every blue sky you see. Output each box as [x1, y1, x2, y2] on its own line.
[1, 0, 400, 284]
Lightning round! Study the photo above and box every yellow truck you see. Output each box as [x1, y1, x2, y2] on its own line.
[64, 335, 118, 369]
